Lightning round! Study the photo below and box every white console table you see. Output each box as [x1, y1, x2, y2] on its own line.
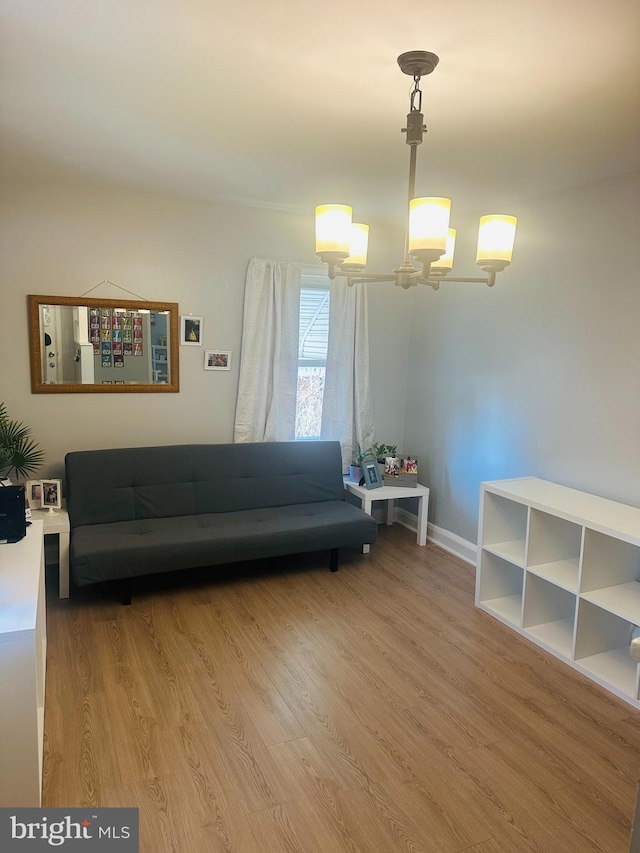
[0, 521, 47, 805]
[344, 477, 430, 553]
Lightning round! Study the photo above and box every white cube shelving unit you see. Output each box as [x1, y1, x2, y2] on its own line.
[476, 478, 640, 709]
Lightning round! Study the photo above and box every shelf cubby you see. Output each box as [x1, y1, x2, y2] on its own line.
[581, 582, 640, 626]
[580, 530, 640, 623]
[526, 508, 582, 593]
[523, 573, 576, 658]
[477, 551, 524, 626]
[481, 492, 528, 567]
[574, 599, 638, 699]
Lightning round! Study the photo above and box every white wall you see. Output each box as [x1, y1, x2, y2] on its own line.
[403, 170, 640, 544]
[4, 174, 635, 548]
[0, 179, 408, 481]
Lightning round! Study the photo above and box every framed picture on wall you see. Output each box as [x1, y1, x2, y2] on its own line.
[204, 350, 231, 370]
[180, 315, 203, 346]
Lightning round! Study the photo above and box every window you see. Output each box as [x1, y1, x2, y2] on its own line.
[295, 276, 330, 439]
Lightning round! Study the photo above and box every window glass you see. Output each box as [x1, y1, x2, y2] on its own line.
[296, 279, 329, 439]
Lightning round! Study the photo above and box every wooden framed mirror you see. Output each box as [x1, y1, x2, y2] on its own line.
[28, 295, 180, 393]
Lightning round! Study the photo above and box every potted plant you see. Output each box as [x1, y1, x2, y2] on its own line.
[348, 443, 375, 483]
[371, 443, 398, 477]
[0, 402, 45, 484]
[348, 442, 398, 483]
[371, 443, 398, 462]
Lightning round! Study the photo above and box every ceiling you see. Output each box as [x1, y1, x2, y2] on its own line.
[1, 0, 639, 218]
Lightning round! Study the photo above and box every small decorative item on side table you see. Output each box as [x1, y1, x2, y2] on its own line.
[384, 455, 418, 487]
[0, 484, 27, 542]
[371, 443, 398, 478]
[26, 479, 42, 509]
[41, 479, 62, 514]
[361, 457, 384, 490]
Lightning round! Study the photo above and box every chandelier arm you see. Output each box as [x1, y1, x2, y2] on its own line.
[422, 273, 497, 287]
[342, 274, 397, 284]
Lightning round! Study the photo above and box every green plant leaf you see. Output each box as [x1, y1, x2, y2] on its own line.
[0, 403, 45, 480]
[0, 418, 31, 446]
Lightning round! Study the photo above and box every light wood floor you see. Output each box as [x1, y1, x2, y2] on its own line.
[43, 525, 639, 852]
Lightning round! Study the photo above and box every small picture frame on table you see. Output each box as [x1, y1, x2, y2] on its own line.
[180, 315, 203, 346]
[41, 479, 62, 514]
[361, 458, 383, 490]
[26, 480, 42, 509]
[204, 350, 231, 371]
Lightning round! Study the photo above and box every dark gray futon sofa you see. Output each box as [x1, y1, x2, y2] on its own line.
[65, 441, 377, 596]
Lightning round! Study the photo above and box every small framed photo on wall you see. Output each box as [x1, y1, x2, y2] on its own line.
[204, 350, 231, 371]
[41, 479, 62, 513]
[180, 315, 203, 346]
[26, 480, 42, 509]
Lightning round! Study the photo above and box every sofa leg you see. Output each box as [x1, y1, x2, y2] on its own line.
[330, 549, 339, 572]
[121, 584, 132, 606]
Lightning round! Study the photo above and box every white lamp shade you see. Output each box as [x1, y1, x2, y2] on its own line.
[408, 197, 451, 255]
[343, 223, 369, 268]
[431, 228, 456, 271]
[476, 215, 517, 266]
[315, 205, 353, 255]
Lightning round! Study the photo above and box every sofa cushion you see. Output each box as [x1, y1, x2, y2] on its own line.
[66, 441, 347, 527]
[70, 500, 377, 586]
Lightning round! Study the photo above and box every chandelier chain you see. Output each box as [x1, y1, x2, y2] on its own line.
[410, 75, 422, 113]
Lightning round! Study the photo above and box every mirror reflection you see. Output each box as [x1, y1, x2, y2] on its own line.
[28, 295, 179, 393]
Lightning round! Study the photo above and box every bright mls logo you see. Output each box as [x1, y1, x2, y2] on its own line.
[0, 809, 138, 850]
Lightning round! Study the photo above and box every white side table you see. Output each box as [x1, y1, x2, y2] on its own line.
[33, 507, 70, 598]
[343, 476, 430, 553]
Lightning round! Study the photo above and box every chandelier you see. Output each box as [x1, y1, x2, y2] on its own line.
[315, 51, 517, 290]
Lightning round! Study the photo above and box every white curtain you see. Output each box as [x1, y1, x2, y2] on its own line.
[234, 258, 301, 442]
[321, 279, 375, 470]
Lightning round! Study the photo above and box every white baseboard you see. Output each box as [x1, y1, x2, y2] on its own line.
[395, 507, 477, 566]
